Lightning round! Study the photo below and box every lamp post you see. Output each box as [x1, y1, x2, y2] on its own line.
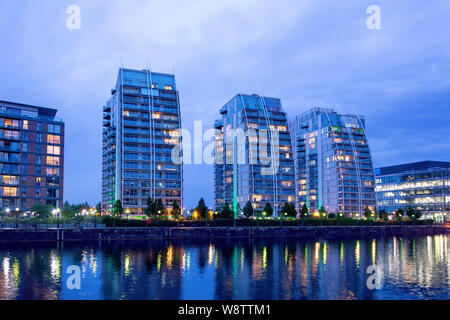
[15, 207, 20, 229]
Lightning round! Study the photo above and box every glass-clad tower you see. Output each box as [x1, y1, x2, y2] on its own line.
[214, 94, 295, 216]
[102, 68, 183, 215]
[290, 108, 376, 217]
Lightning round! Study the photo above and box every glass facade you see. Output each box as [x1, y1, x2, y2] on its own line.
[0, 100, 64, 210]
[214, 94, 295, 216]
[102, 68, 183, 214]
[375, 161, 450, 221]
[290, 108, 376, 216]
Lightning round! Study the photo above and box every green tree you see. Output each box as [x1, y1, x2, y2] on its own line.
[319, 206, 327, 218]
[300, 203, 309, 218]
[30, 203, 52, 219]
[156, 198, 165, 216]
[61, 201, 76, 219]
[379, 209, 388, 221]
[406, 206, 415, 219]
[243, 201, 254, 218]
[281, 202, 296, 218]
[196, 198, 208, 219]
[263, 203, 273, 217]
[364, 206, 373, 219]
[172, 201, 181, 218]
[112, 200, 123, 219]
[95, 202, 102, 214]
[220, 202, 233, 219]
[144, 197, 156, 217]
[395, 208, 404, 221]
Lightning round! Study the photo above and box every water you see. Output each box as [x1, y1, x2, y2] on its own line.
[0, 235, 448, 300]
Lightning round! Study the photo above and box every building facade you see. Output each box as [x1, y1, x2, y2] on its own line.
[375, 161, 450, 221]
[290, 108, 376, 216]
[102, 68, 183, 215]
[214, 94, 295, 216]
[0, 100, 64, 211]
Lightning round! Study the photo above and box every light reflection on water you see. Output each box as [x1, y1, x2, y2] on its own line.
[0, 235, 448, 300]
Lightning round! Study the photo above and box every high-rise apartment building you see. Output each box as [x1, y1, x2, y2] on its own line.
[214, 94, 295, 216]
[102, 68, 183, 215]
[375, 161, 450, 221]
[290, 108, 376, 216]
[0, 100, 64, 211]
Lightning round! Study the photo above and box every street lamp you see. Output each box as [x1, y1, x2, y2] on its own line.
[15, 207, 20, 228]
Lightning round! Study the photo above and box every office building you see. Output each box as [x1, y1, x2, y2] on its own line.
[0, 100, 64, 211]
[214, 94, 295, 216]
[375, 161, 450, 221]
[290, 108, 376, 216]
[102, 68, 183, 214]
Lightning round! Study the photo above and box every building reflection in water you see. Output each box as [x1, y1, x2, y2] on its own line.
[0, 235, 448, 300]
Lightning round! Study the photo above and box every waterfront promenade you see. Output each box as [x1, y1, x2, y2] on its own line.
[0, 225, 448, 243]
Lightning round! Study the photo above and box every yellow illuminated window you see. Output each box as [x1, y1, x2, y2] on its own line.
[164, 85, 173, 90]
[152, 113, 161, 119]
[47, 134, 60, 144]
[23, 120, 28, 130]
[2, 187, 17, 197]
[46, 156, 60, 166]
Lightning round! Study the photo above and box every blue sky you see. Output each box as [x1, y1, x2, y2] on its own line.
[0, 0, 449, 209]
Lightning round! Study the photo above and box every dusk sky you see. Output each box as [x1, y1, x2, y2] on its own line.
[0, 0, 449, 209]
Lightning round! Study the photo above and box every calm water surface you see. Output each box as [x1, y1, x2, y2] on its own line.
[0, 235, 448, 300]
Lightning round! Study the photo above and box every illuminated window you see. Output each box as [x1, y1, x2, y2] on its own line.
[47, 145, 60, 155]
[46, 167, 59, 176]
[46, 156, 60, 166]
[123, 110, 130, 116]
[47, 134, 60, 144]
[164, 85, 173, 90]
[23, 120, 28, 130]
[2, 187, 17, 197]
[152, 113, 161, 119]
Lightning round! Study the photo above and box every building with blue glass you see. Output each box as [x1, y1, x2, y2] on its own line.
[290, 108, 376, 217]
[102, 68, 183, 215]
[214, 94, 295, 217]
[375, 161, 450, 221]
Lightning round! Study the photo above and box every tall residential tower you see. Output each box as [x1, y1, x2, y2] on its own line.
[290, 108, 376, 216]
[214, 94, 295, 216]
[102, 68, 183, 214]
[0, 100, 64, 211]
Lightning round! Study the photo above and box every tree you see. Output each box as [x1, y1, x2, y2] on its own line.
[319, 206, 327, 218]
[172, 201, 181, 218]
[379, 209, 388, 221]
[281, 202, 296, 218]
[395, 208, 404, 221]
[156, 198, 165, 216]
[300, 203, 309, 218]
[95, 202, 102, 215]
[263, 203, 273, 217]
[364, 206, 373, 219]
[61, 201, 76, 218]
[243, 201, 254, 218]
[406, 206, 422, 220]
[196, 198, 208, 219]
[144, 197, 156, 218]
[111, 200, 123, 219]
[220, 202, 233, 219]
[30, 203, 52, 219]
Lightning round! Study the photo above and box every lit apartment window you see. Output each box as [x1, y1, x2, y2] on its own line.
[46, 156, 60, 166]
[2, 187, 18, 197]
[152, 113, 161, 119]
[23, 120, 28, 130]
[164, 85, 173, 90]
[46, 167, 59, 176]
[47, 145, 60, 155]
